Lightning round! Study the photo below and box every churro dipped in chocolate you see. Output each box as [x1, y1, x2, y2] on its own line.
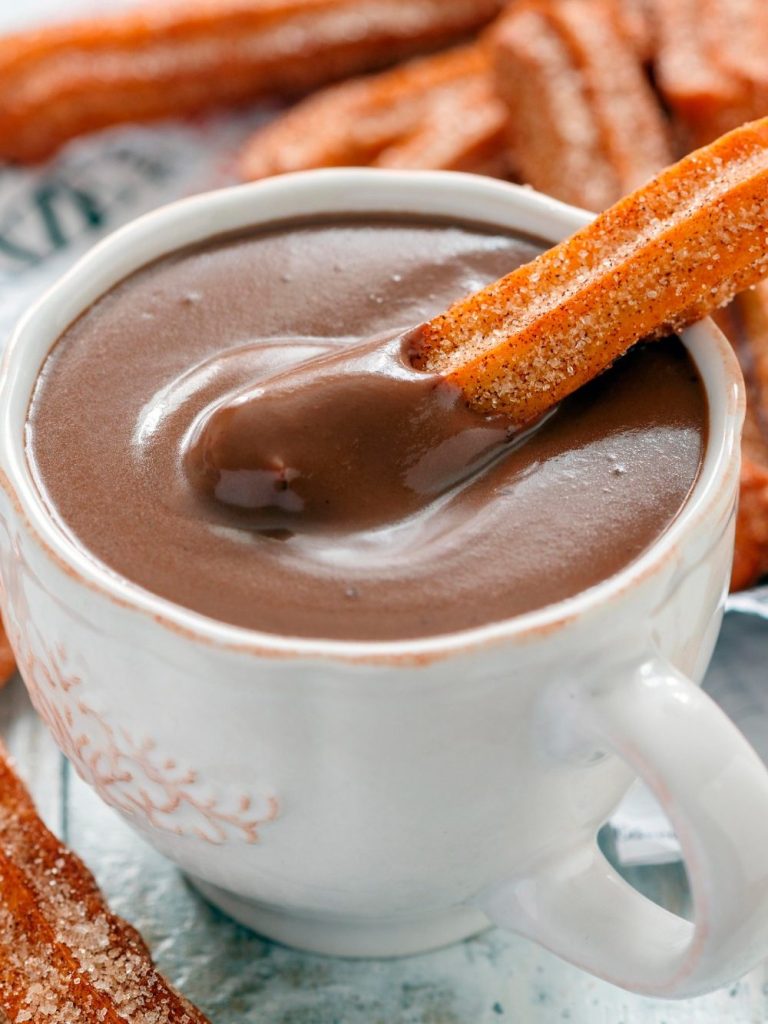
[491, 0, 672, 212]
[189, 119, 768, 542]
[414, 117, 768, 423]
[240, 44, 509, 181]
[0, 746, 209, 1022]
[0, 0, 505, 163]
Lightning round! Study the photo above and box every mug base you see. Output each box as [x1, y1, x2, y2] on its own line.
[188, 876, 490, 958]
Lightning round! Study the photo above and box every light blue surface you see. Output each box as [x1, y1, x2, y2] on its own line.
[3, 608, 768, 1023]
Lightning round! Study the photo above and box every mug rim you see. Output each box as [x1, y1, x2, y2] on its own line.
[0, 169, 745, 664]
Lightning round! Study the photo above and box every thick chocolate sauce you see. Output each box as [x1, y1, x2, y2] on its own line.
[27, 216, 707, 641]
[185, 332, 520, 531]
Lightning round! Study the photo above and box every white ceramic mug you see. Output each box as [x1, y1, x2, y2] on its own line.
[1, 170, 767, 999]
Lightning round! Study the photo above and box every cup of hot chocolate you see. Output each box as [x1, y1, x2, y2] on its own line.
[0, 169, 766, 999]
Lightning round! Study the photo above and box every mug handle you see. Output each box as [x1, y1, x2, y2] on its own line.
[474, 657, 768, 998]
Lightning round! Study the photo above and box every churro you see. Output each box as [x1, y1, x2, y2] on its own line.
[412, 118, 768, 425]
[0, 0, 505, 163]
[610, 0, 655, 61]
[368, 71, 508, 176]
[651, 0, 768, 147]
[731, 283, 768, 447]
[492, 0, 672, 211]
[239, 44, 508, 180]
[0, 620, 14, 689]
[0, 745, 209, 1022]
[710, 0, 768, 95]
[716, 283, 768, 588]
[733, 454, 768, 590]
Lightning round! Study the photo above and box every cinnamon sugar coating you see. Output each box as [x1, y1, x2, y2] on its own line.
[413, 118, 768, 425]
[0, 747, 209, 1022]
[239, 43, 509, 181]
[491, 0, 672, 212]
[369, 70, 508, 176]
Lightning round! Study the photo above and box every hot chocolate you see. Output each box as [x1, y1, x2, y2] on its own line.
[27, 216, 707, 641]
